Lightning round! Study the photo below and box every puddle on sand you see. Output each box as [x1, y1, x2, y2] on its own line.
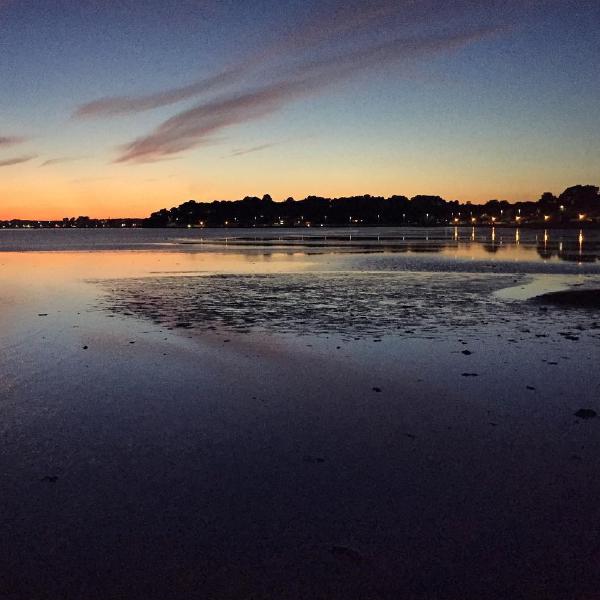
[494, 275, 589, 301]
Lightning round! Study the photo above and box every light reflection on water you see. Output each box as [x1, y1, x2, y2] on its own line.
[1, 227, 600, 266]
[171, 226, 599, 264]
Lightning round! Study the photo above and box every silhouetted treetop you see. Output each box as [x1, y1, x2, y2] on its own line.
[143, 185, 600, 228]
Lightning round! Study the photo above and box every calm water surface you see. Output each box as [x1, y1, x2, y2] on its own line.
[1, 226, 600, 267]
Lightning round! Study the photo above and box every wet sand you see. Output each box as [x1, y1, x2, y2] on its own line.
[2, 231, 600, 599]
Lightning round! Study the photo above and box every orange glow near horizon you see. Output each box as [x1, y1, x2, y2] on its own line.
[0, 167, 584, 221]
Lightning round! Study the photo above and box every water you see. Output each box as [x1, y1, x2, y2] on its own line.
[1, 227, 599, 268]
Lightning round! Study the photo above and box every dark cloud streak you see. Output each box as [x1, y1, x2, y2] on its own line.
[40, 156, 85, 167]
[228, 142, 280, 157]
[74, 66, 246, 119]
[116, 76, 323, 163]
[0, 154, 36, 167]
[0, 135, 26, 147]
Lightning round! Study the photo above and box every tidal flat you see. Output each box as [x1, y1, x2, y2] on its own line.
[2, 227, 600, 600]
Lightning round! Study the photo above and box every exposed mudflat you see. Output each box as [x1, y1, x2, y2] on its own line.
[98, 272, 600, 345]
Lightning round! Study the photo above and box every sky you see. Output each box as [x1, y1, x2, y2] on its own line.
[0, 0, 599, 219]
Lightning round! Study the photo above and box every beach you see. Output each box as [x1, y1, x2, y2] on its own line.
[2, 227, 600, 599]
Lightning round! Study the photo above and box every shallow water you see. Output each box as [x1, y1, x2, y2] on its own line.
[1, 226, 600, 266]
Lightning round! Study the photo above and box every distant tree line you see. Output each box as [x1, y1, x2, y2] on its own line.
[2, 185, 599, 228]
[146, 185, 600, 228]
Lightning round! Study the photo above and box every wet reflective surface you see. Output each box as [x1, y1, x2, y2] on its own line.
[2, 226, 600, 266]
[2, 230, 600, 599]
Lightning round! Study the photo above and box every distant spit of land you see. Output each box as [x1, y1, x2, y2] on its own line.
[2, 184, 599, 229]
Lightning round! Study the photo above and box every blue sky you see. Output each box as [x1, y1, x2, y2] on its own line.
[0, 0, 599, 217]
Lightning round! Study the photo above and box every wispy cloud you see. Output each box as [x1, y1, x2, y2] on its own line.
[116, 27, 499, 164]
[74, 67, 246, 119]
[228, 142, 281, 158]
[71, 0, 441, 120]
[116, 76, 323, 163]
[40, 156, 85, 167]
[0, 135, 26, 147]
[0, 154, 36, 167]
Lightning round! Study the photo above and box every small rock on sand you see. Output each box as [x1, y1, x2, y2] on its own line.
[574, 409, 597, 420]
[303, 455, 325, 464]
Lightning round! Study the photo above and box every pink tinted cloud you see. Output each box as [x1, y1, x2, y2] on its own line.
[0, 135, 26, 147]
[116, 27, 500, 163]
[74, 66, 246, 119]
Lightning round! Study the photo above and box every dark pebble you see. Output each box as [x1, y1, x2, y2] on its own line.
[303, 455, 326, 464]
[574, 409, 597, 420]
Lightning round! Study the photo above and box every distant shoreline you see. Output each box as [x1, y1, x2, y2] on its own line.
[2, 222, 600, 230]
[2, 184, 599, 229]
